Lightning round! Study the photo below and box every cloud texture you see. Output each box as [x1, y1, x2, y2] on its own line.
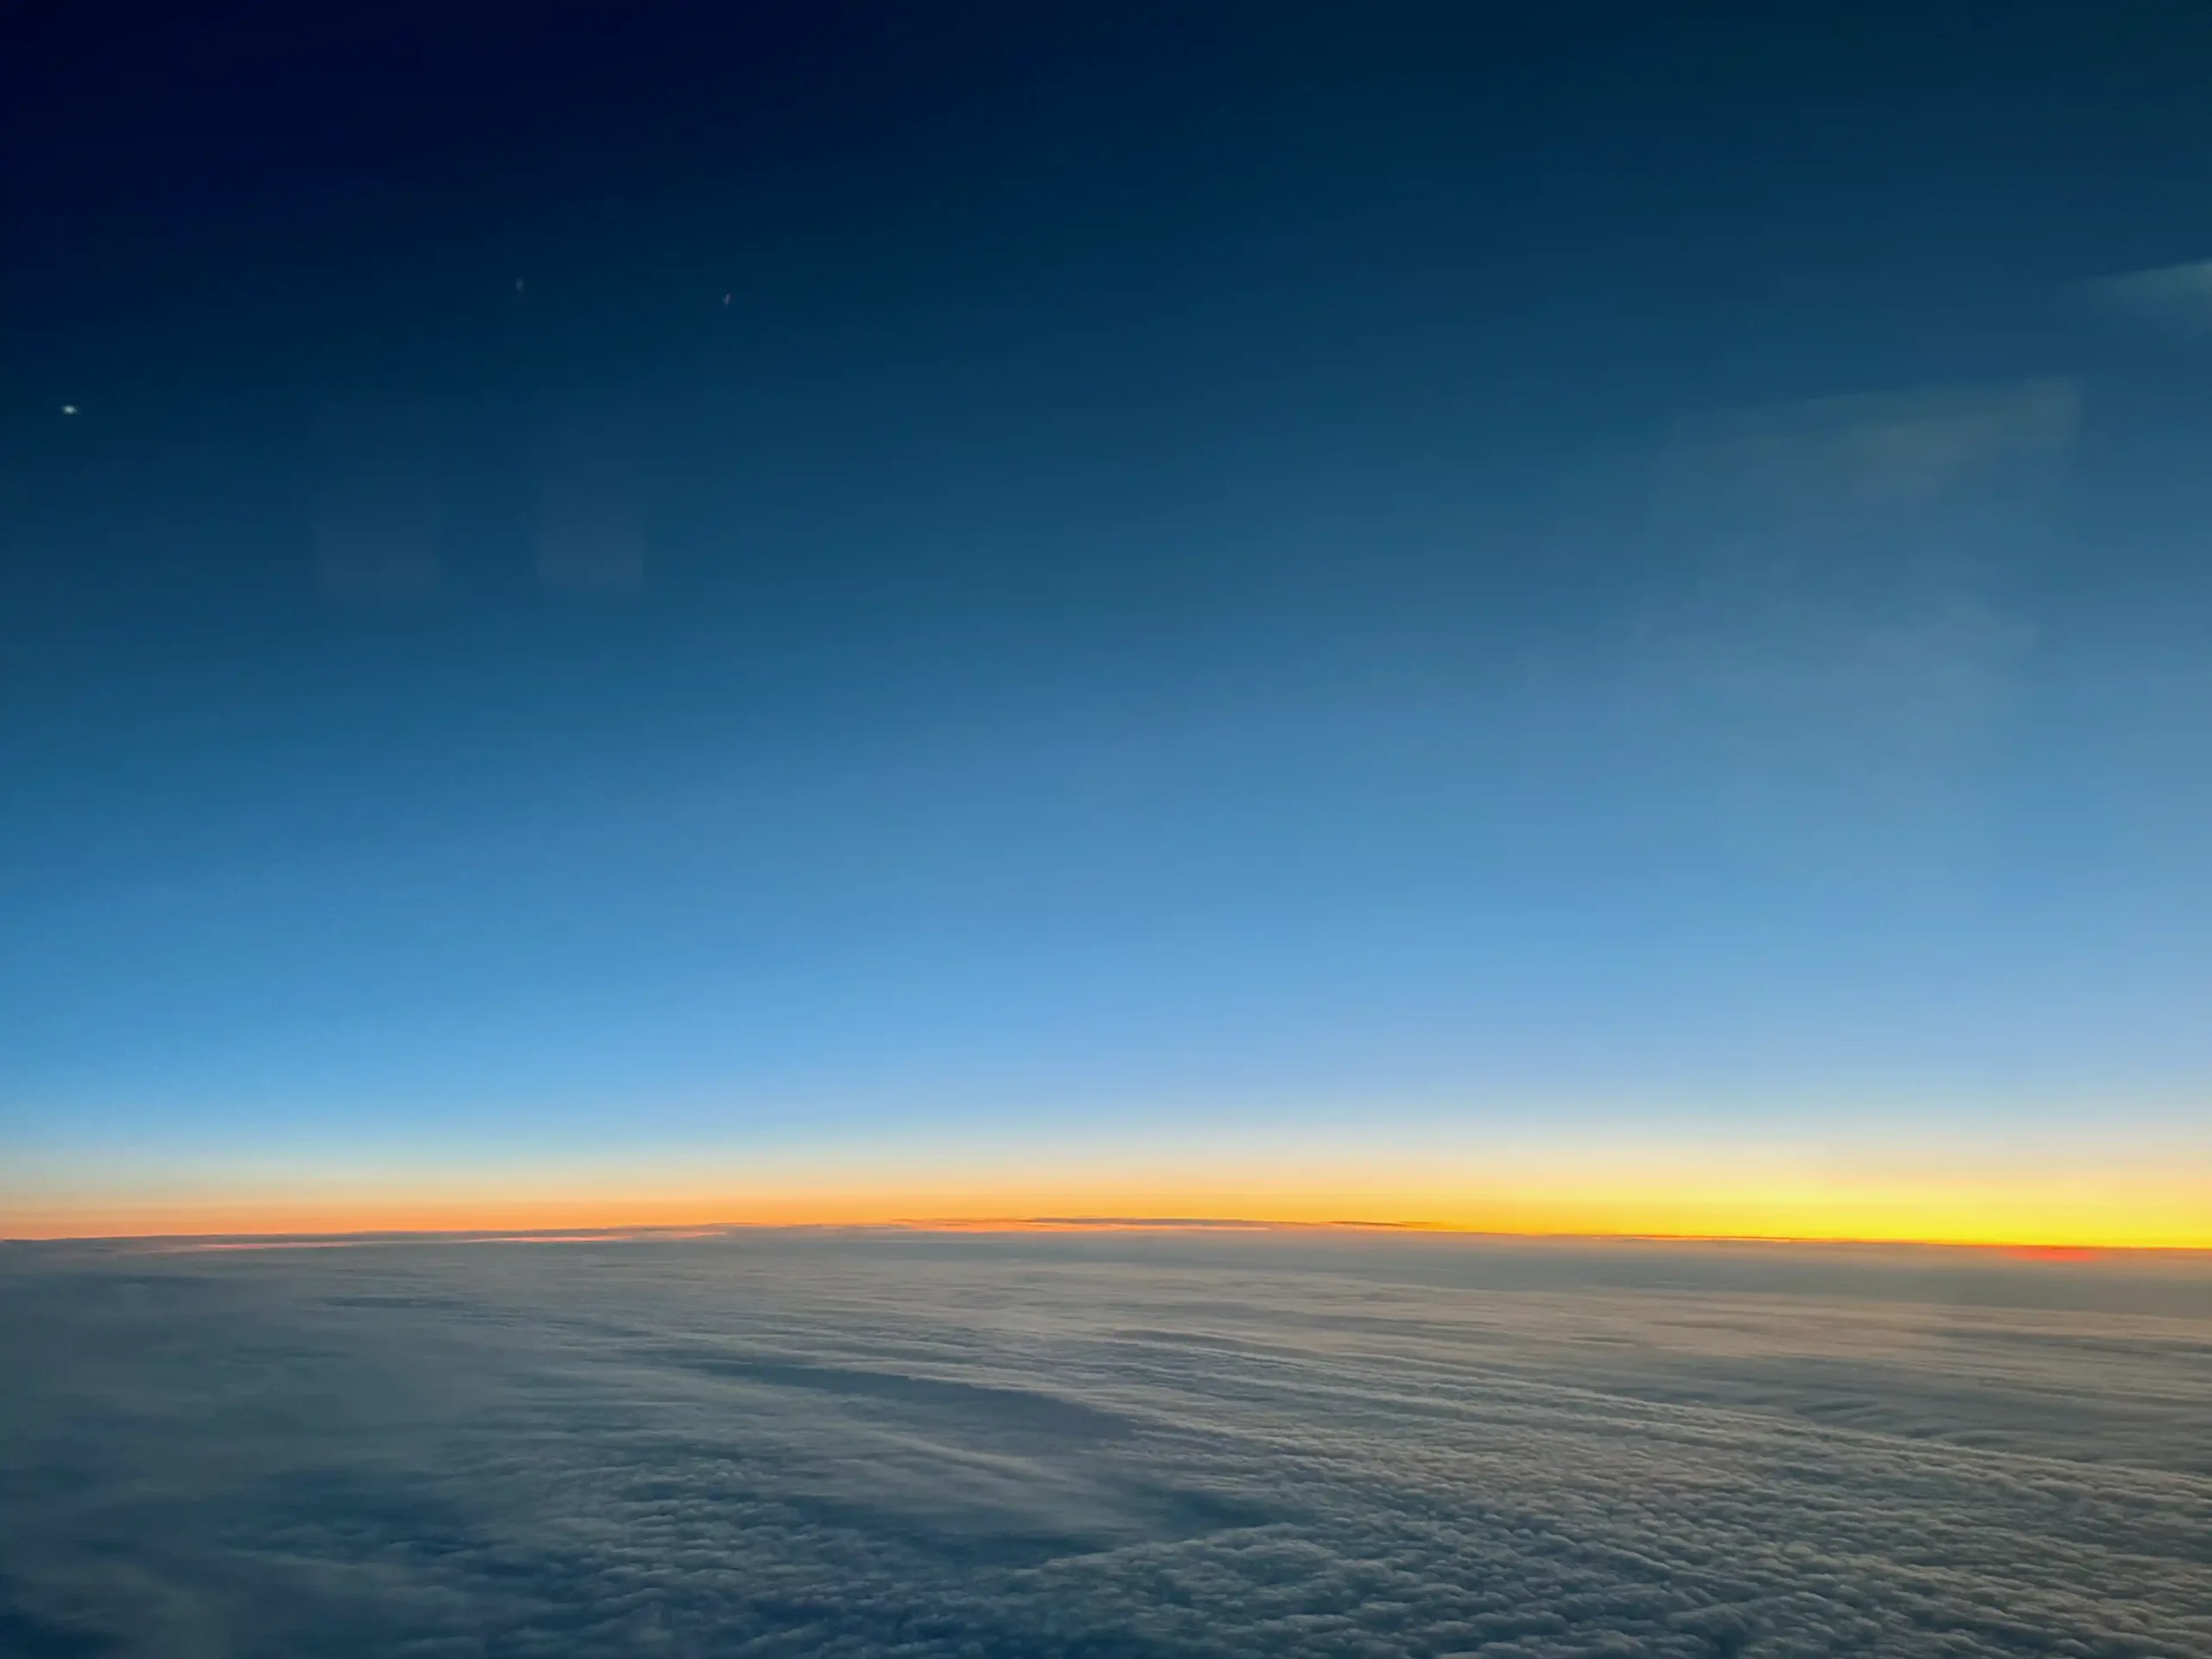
[0, 1231, 2206, 1657]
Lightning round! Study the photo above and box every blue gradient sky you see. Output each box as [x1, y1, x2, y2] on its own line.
[3, 1, 2211, 1236]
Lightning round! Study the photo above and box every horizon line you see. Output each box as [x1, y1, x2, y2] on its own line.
[5, 1216, 2207, 1258]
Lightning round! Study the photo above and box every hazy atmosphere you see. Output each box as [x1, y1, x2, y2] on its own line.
[6, 0, 2212, 1242]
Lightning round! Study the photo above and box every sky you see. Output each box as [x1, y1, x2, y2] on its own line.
[3, 0, 2212, 1243]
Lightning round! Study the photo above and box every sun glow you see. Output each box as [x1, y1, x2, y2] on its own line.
[7, 1142, 2207, 1249]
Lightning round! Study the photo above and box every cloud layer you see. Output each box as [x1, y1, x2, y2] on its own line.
[0, 1231, 2205, 1657]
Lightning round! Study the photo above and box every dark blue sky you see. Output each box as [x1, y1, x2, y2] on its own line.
[4, 2, 2210, 1229]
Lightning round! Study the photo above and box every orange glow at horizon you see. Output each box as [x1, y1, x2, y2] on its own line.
[7, 1159, 2209, 1250]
